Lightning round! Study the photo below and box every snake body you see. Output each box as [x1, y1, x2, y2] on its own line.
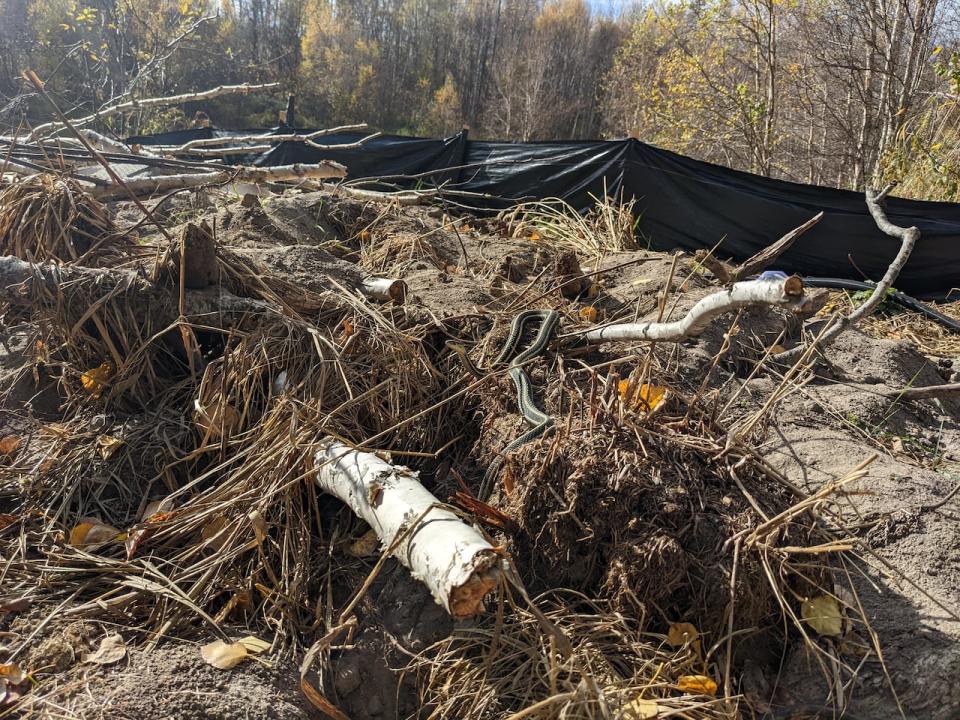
[448, 309, 560, 497]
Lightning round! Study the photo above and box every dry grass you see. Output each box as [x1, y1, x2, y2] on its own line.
[498, 190, 639, 258]
[0, 174, 124, 265]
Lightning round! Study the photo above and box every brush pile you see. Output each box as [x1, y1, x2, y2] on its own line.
[1, 151, 958, 720]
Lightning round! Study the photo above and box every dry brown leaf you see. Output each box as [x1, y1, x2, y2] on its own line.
[69, 517, 123, 551]
[194, 399, 240, 439]
[677, 674, 717, 696]
[125, 498, 176, 559]
[0, 436, 22, 458]
[0, 514, 19, 531]
[82, 634, 127, 665]
[0, 597, 30, 614]
[248, 510, 267, 543]
[237, 636, 270, 654]
[347, 529, 379, 558]
[622, 696, 659, 719]
[801, 594, 843, 637]
[666, 621, 702, 656]
[200, 516, 230, 552]
[200, 640, 249, 669]
[0, 663, 24, 685]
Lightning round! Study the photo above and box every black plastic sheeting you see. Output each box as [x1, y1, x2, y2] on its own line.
[127, 127, 960, 298]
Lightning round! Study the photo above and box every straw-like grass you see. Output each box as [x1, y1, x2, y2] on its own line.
[0, 174, 124, 265]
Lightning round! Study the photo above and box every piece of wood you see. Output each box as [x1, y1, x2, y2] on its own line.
[776, 186, 918, 362]
[31, 82, 281, 138]
[89, 162, 347, 201]
[582, 276, 811, 343]
[731, 212, 823, 281]
[884, 382, 960, 400]
[313, 439, 501, 618]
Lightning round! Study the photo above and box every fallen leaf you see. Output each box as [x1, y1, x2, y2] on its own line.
[677, 674, 717, 696]
[0, 663, 24, 684]
[200, 640, 249, 669]
[527, 231, 540, 241]
[0, 597, 30, 614]
[667, 622, 702, 656]
[200, 516, 230, 551]
[125, 498, 175, 558]
[801, 594, 843, 637]
[578, 306, 599, 323]
[0, 436, 22, 458]
[586, 281, 600, 297]
[194, 399, 240, 439]
[70, 518, 123, 550]
[81, 362, 114, 398]
[348, 528, 379, 558]
[97, 434, 123, 460]
[769, 344, 786, 354]
[891, 436, 905, 454]
[82, 634, 126, 665]
[618, 381, 668, 412]
[622, 696, 659, 719]
[248, 510, 267, 543]
[237, 636, 270, 654]
[0, 514, 19, 531]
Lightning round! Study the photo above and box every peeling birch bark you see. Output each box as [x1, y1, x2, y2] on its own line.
[314, 439, 500, 618]
[583, 276, 811, 343]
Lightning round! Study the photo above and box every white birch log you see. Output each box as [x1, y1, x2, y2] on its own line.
[314, 439, 501, 618]
[361, 277, 407, 302]
[583, 276, 811, 343]
[89, 161, 347, 200]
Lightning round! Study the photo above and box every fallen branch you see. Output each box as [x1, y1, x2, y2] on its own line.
[313, 439, 500, 618]
[89, 161, 347, 201]
[695, 212, 823, 283]
[158, 124, 373, 155]
[31, 81, 281, 139]
[582, 276, 812, 343]
[775, 186, 919, 362]
[884, 382, 960, 400]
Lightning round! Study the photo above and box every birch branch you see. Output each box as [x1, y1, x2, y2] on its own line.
[158, 123, 370, 154]
[582, 276, 812, 343]
[89, 161, 347, 201]
[313, 439, 500, 617]
[31, 82, 281, 138]
[775, 185, 919, 362]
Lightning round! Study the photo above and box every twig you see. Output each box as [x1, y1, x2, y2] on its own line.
[776, 186, 918, 362]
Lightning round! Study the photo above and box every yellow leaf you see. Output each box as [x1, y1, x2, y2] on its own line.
[528, 231, 540, 241]
[618, 381, 667, 412]
[622, 696, 659, 719]
[932, 45, 943, 56]
[0, 435, 21, 458]
[97, 434, 123, 460]
[677, 675, 717, 696]
[82, 633, 126, 665]
[801, 594, 843, 637]
[200, 640, 249, 669]
[237, 636, 270, 654]
[69, 518, 122, 550]
[667, 622, 701, 655]
[81, 362, 114, 398]
[578, 306, 599, 323]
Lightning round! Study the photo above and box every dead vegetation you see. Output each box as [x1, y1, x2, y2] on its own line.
[0, 162, 957, 720]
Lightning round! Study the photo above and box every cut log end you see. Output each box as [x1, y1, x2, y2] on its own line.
[362, 277, 408, 303]
[449, 551, 501, 618]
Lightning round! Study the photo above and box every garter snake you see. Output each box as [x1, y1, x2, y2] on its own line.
[447, 309, 561, 497]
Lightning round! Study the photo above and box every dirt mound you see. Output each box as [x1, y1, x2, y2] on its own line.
[1, 185, 958, 720]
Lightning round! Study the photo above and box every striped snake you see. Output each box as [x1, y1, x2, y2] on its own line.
[447, 309, 561, 498]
